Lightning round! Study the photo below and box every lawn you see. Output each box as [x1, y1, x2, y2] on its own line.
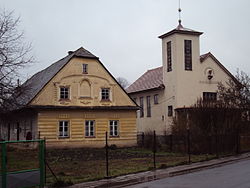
[0, 145, 217, 187]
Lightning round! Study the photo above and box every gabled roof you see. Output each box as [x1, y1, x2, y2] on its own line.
[159, 23, 203, 39]
[200, 52, 239, 84]
[17, 47, 98, 106]
[127, 53, 237, 94]
[126, 67, 164, 94]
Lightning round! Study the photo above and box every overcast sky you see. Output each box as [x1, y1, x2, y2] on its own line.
[1, 0, 250, 84]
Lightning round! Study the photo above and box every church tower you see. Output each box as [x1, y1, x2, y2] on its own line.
[159, 16, 203, 120]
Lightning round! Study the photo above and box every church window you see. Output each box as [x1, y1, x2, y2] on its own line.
[203, 92, 217, 101]
[154, 94, 159, 104]
[168, 105, 173, 117]
[167, 41, 172, 72]
[140, 97, 144, 117]
[146, 96, 151, 117]
[184, 40, 192, 71]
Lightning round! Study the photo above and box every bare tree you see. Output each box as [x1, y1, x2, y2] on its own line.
[218, 70, 250, 110]
[116, 77, 129, 89]
[0, 10, 33, 112]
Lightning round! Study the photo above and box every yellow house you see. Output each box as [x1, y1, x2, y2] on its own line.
[0, 47, 138, 147]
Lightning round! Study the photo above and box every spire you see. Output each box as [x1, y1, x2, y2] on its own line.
[178, 0, 183, 28]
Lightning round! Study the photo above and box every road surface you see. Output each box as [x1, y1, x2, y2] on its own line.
[127, 159, 250, 188]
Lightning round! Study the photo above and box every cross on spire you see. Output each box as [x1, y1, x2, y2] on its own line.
[178, 0, 182, 24]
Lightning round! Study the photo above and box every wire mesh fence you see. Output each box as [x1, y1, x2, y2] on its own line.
[1, 129, 250, 187]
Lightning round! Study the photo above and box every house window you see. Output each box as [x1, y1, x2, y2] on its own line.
[203, 92, 217, 101]
[154, 94, 159, 104]
[146, 96, 151, 117]
[101, 88, 110, 100]
[83, 64, 88, 73]
[110, 120, 119, 137]
[60, 87, 69, 99]
[59, 121, 69, 138]
[85, 120, 95, 137]
[140, 97, 144, 117]
[184, 40, 192, 71]
[168, 106, 173, 117]
[167, 41, 172, 72]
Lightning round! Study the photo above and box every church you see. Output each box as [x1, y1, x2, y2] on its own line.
[126, 20, 237, 135]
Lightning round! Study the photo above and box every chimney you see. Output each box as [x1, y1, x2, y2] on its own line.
[68, 51, 74, 55]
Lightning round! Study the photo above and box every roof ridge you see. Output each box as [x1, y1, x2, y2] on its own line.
[147, 66, 163, 72]
[17, 46, 98, 107]
[24, 53, 73, 85]
[200, 52, 211, 56]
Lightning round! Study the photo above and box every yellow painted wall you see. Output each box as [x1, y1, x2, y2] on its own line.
[30, 57, 136, 107]
[38, 110, 137, 148]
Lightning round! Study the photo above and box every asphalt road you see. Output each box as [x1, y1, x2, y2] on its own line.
[127, 159, 250, 188]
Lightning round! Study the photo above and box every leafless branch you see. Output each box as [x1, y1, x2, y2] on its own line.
[0, 9, 33, 112]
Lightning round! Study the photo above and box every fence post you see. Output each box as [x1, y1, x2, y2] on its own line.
[153, 130, 156, 169]
[215, 130, 219, 158]
[17, 122, 20, 141]
[44, 138, 47, 185]
[187, 129, 191, 164]
[39, 140, 45, 188]
[238, 124, 241, 154]
[105, 131, 109, 177]
[1, 142, 7, 188]
[7, 124, 10, 141]
[169, 134, 173, 152]
[236, 125, 241, 154]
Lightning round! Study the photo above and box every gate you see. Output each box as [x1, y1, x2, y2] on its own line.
[0, 140, 45, 188]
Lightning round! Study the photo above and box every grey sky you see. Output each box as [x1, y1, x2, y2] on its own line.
[1, 0, 250, 84]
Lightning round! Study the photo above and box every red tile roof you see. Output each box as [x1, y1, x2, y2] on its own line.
[126, 67, 164, 94]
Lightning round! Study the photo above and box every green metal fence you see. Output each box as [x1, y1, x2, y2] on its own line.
[0, 140, 45, 188]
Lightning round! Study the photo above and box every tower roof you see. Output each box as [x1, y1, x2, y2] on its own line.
[158, 23, 203, 39]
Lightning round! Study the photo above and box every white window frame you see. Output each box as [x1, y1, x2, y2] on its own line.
[110, 120, 119, 137]
[60, 86, 70, 99]
[101, 88, 110, 100]
[85, 120, 95, 137]
[59, 121, 69, 138]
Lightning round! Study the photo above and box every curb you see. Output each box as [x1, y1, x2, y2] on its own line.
[69, 153, 250, 188]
